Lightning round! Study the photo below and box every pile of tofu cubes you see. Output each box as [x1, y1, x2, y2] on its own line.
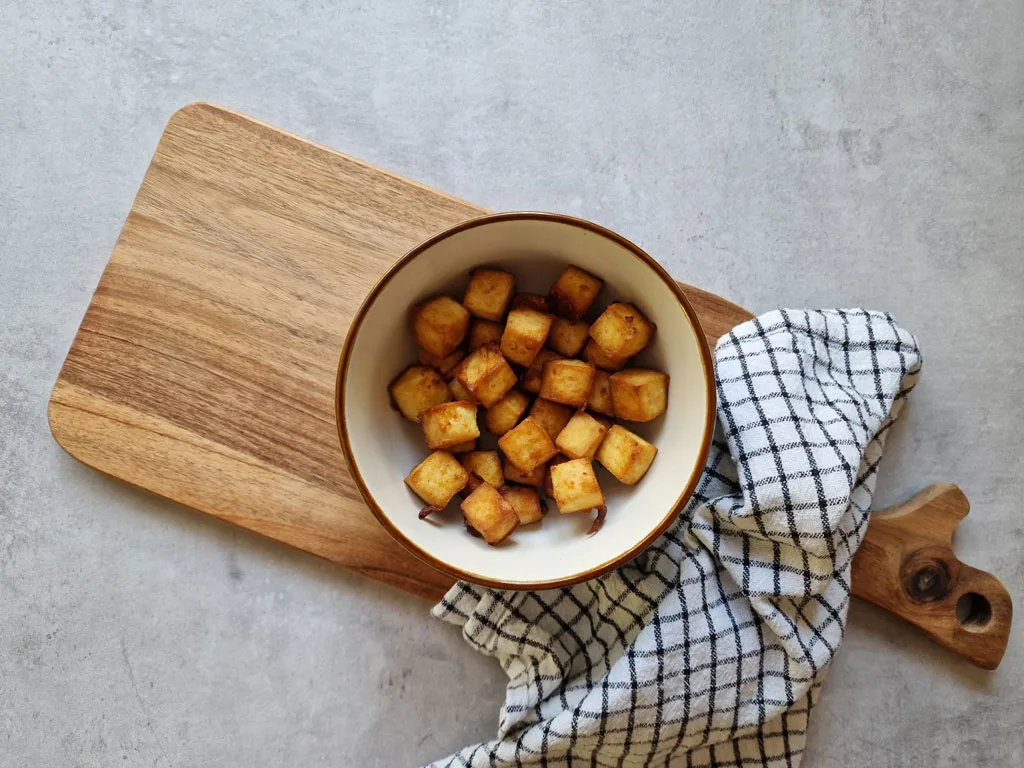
[390, 265, 668, 545]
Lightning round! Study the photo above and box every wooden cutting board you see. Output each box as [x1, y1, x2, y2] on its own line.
[49, 103, 1010, 668]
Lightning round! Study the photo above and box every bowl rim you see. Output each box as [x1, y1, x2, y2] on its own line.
[335, 211, 716, 590]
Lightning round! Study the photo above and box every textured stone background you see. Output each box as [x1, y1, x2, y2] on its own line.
[2, 2, 1022, 765]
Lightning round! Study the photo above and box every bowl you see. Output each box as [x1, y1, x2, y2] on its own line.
[336, 212, 715, 589]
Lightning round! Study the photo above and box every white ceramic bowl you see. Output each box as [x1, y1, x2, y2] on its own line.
[336, 212, 715, 589]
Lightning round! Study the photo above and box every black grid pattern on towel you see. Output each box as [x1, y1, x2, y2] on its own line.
[425, 309, 921, 768]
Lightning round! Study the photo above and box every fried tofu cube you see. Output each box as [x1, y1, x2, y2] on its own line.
[460, 450, 504, 490]
[405, 450, 469, 508]
[521, 349, 564, 394]
[589, 303, 654, 359]
[610, 368, 669, 422]
[448, 439, 477, 454]
[418, 348, 466, 378]
[462, 269, 516, 322]
[420, 401, 480, 450]
[500, 308, 553, 367]
[548, 266, 603, 319]
[549, 458, 605, 513]
[543, 454, 571, 497]
[583, 339, 628, 372]
[455, 344, 517, 407]
[510, 293, 550, 313]
[483, 388, 530, 435]
[501, 485, 544, 525]
[468, 319, 503, 350]
[411, 296, 470, 358]
[388, 365, 451, 422]
[503, 456, 547, 487]
[547, 317, 590, 357]
[498, 416, 558, 472]
[555, 412, 609, 460]
[596, 425, 658, 484]
[586, 369, 615, 416]
[461, 483, 519, 544]
[539, 359, 596, 408]
[448, 377, 475, 403]
[529, 398, 574, 441]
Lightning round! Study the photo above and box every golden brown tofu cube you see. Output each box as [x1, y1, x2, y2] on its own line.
[462, 269, 516, 322]
[539, 359, 596, 408]
[412, 296, 470, 358]
[510, 293, 550, 313]
[610, 368, 669, 422]
[596, 425, 658, 484]
[468, 319, 503, 350]
[547, 317, 590, 357]
[503, 457, 547, 487]
[586, 370, 615, 416]
[500, 308, 553, 367]
[583, 339, 628, 372]
[405, 450, 469, 508]
[448, 439, 477, 454]
[420, 401, 480, 450]
[549, 458, 605, 514]
[501, 485, 544, 525]
[543, 454, 571, 497]
[483, 388, 531, 435]
[497, 416, 558, 472]
[448, 377, 475, 403]
[418, 348, 466, 378]
[555, 412, 609, 460]
[521, 349, 564, 394]
[460, 450, 504, 488]
[529, 398, 574, 441]
[388, 365, 452, 422]
[455, 344, 518, 407]
[548, 266, 603, 319]
[588, 303, 654, 359]
[461, 483, 519, 544]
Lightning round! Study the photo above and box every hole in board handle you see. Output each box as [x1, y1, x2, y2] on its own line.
[955, 592, 993, 632]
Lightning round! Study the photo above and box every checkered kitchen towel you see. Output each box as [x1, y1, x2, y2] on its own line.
[425, 309, 921, 767]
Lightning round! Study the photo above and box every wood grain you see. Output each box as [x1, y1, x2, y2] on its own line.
[49, 104, 1010, 666]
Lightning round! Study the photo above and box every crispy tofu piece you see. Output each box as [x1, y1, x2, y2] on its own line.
[521, 349, 564, 394]
[583, 339, 628, 372]
[549, 458, 605, 513]
[455, 344, 517, 407]
[548, 266, 603, 319]
[503, 456, 547, 487]
[405, 450, 469, 508]
[610, 368, 669, 422]
[497, 416, 558, 472]
[500, 308, 553, 367]
[461, 483, 519, 544]
[448, 439, 477, 454]
[555, 412, 609, 460]
[468, 319, 503, 350]
[547, 317, 590, 357]
[543, 454, 571, 497]
[529, 398, 574, 441]
[501, 485, 544, 525]
[595, 424, 658, 484]
[460, 450, 504, 490]
[588, 302, 654, 359]
[586, 369, 615, 416]
[418, 348, 466, 378]
[483, 388, 531, 435]
[411, 296, 470, 358]
[420, 401, 480, 450]
[388, 365, 452, 422]
[448, 377, 475, 403]
[539, 359, 596, 408]
[462, 269, 516, 322]
[510, 293, 550, 313]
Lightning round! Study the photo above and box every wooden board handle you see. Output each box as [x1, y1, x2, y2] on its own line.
[850, 484, 1013, 669]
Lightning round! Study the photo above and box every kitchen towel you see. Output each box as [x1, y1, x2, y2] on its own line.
[425, 309, 921, 767]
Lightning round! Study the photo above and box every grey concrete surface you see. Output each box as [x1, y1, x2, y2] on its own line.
[2, 1, 1022, 765]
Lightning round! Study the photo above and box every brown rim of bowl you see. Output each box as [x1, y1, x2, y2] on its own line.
[335, 211, 717, 591]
